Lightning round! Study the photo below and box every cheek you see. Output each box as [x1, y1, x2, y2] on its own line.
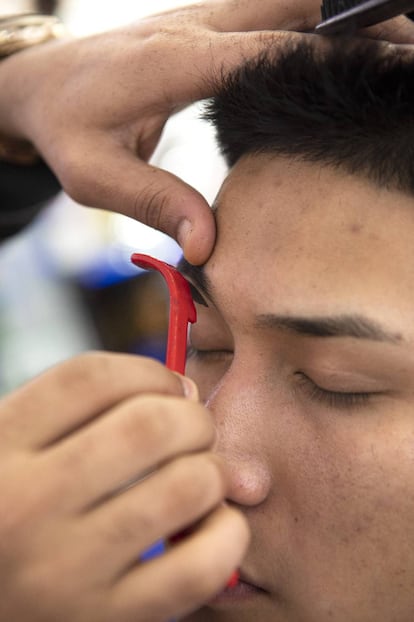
[186, 350, 414, 614]
[302, 416, 414, 531]
[284, 413, 414, 612]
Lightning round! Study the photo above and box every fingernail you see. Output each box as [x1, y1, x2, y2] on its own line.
[180, 375, 199, 401]
[177, 219, 193, 250]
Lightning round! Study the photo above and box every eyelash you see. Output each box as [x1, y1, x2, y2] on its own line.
[187, 349, 376, 410]
[187, 346, 231, 362]
[296, 373, 373, 410]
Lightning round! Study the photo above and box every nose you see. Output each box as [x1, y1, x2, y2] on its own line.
[206, 367, 272, 508]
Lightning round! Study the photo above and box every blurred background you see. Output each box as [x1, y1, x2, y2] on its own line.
[0, 0, 227, 394]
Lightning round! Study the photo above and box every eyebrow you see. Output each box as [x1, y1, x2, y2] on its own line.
[256, 314, 402, 343]
[177, 258, 214, 303]
[176, 259, 402, 344]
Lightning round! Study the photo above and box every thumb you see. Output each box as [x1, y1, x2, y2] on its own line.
[59, 140, 216, 266]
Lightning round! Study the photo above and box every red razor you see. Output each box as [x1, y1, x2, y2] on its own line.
[131, 253, 196, 373]
[131, 253, 239, 589]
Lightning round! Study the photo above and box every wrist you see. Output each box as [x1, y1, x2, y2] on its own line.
[0, 13, 68, 165]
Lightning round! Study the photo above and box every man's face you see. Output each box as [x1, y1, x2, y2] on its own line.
[184, 154, 414, 622]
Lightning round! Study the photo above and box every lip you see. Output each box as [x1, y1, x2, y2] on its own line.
[210, 573, 268, 606]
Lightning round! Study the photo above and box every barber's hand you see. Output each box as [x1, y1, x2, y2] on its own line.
[0, 352, 249, 622]
[0, 1, 413, 264]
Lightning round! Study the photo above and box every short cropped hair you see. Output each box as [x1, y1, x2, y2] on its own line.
[204, 39, 414, 195]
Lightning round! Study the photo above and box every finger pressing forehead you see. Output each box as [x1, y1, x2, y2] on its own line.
[0, 352, 186, 451]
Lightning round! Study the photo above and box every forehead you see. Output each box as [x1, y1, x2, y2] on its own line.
[206, 154, 414, 333]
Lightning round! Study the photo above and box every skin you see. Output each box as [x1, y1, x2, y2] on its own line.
[0, 1, 413, 263]
[1, 4, 414, 619]
[183, 154, 414, 621]
[0, 353, 249, 621]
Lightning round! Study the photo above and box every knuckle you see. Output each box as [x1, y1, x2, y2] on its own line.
[137, 27, 183, 58]
[117, 397, 215, 460]
[169, 454, 225, 509]
[121, 396, 178, 449]
[55, 351, 113, 393]
[101, 507, 148, 549]
[132, 178, 172, 234]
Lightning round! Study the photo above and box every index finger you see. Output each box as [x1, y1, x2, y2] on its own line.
[0, 352, 189, 450]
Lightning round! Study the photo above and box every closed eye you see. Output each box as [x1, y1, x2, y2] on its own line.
[296, 372, 380, 410]
[187, 346, 233, 362]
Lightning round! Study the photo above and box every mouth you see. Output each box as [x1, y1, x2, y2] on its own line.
[210, 571, 268, 606]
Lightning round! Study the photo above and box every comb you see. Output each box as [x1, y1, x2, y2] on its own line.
[316, 0, 414, 35]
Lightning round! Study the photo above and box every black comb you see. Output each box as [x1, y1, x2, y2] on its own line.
[316, 0, 414, 34]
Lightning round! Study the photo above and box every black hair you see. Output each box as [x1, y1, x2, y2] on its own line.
[203, 39, 414, 195]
